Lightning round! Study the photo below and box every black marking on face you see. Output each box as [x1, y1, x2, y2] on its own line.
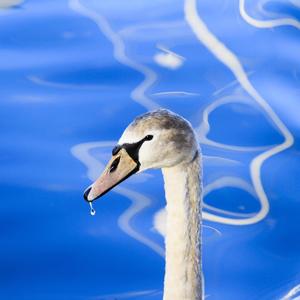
[112, 135, 154, 163]
[112, 145, 122, 156]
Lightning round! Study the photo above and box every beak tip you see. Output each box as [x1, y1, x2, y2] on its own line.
[83, 186, 92, 202]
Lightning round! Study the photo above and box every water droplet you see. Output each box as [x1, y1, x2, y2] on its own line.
[89, 202, 96, 216]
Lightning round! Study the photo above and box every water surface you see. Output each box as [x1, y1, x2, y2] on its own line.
[1, 0, 300, 299]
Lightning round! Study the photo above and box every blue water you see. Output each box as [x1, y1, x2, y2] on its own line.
[1, 0, 300, 299]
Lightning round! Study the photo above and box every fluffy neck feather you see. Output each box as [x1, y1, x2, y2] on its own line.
[162, 151, 202, 300]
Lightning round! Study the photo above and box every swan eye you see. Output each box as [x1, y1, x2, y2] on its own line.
[144, 135, 153, 141]
[109, 156, 120, 173]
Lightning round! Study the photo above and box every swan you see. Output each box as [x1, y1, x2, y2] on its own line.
[84, 109, 203, 300]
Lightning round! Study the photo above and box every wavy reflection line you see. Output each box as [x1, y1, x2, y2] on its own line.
[212, 71, 255, 96]
[93, 289, 159, 300]
[203, 154, 241, 166]
[280, 283, 300, 300]
[240, 0, 300, 29]
[196, 95, 276, 152]
[118, 20, 184, 37]
[152, 91, 200, 97]
[256, 0, 281, 17]
[202, 225, 222, 236]
[71, 142, 164, 257]
[69, 0, 159, 111]
[185, 0, 294, 225]
[203, 176, 258, 222]
[291, 0, 300, 9]
[27, 75, 107, 90]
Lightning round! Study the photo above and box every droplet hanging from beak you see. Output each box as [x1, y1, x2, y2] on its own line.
[89, 202, 96, 216]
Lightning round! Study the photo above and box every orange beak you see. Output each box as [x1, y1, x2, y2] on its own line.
[83, 148, 139, 202]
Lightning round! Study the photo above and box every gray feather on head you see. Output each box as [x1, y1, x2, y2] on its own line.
[122, 109, 199, 169]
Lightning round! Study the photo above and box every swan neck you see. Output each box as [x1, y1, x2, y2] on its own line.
[162, 152, 202, 300]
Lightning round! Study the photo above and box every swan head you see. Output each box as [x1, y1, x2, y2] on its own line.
[84, 109, 199, 202]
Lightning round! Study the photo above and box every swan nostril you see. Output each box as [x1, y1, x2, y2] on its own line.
[109, 156, 120, 173]
[83, 186, 92, 201]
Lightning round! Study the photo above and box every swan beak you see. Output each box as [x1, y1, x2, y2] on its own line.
[83, 148, 139, 202]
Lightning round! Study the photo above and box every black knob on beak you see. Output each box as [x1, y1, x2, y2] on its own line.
[83, 186, 92, 202]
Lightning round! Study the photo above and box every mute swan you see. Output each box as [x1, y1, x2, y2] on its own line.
[84, 109, 203, 300]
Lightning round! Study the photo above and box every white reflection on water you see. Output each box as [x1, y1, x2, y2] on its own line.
[69, 0, 159, 111]
[27, 75, 108, 90]
[154, 45, 185, 70]
[280, 284, 300, 300]
[291, 0, 300, 8]
[185, 0, 294, 226]
[0, 0, 22, 9]
[239, 0, 300, 30]
[203, 176, 257, 218]
[196, 94, 277, 152]
[118, 20, 185, 41]
[152, 91, 200, 97]
[93, 289, 160, 300]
